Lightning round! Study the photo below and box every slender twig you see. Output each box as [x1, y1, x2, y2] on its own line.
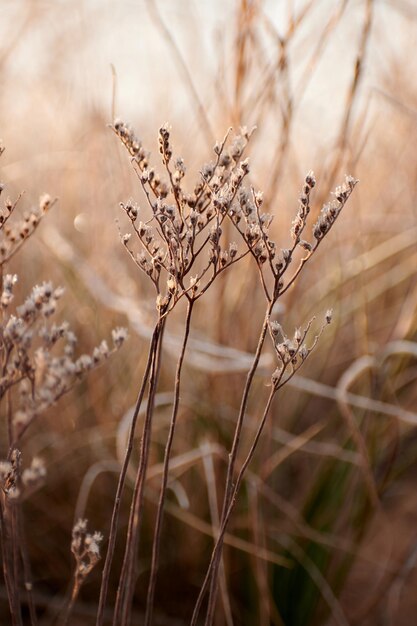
[203, 318, 326, 624]
[96, 322, 162, 626]
[191, 300, 274, 626]
[113, 319, 166, 626]
[10, 504, 23, 626]
[62, 580, 81, 626]
[0, 499, 19, 626]
[17, 508, 37, 626]
[144, 298, 194, 626]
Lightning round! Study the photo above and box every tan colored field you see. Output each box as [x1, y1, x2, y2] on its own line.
[1, 1, 416, 625]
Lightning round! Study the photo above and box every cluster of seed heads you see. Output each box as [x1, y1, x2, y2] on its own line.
[269, 309, 333, 388]
[113, 121, 258, 313]
[71, 518, 103, 587]
[114, 122, 357, 343]
[0, 277, 127, 444]
[313, 176, 357, 241]
[227, 169, 357, 302]
[0, 450, 46, 501]
[0, 147, 128, 511]
[0, 175, 54, 266]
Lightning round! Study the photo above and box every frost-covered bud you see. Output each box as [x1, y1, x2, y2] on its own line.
[84, 531, 103, 559]
[240, 158, 250, 175]
[189, 275, 200, 293]
[22, 457, 46, 489]
[39, 194, 52, 212]
[220, 251, 228, 267]
[299, 240, 312, 252]
[0, 461, 12, 481]
[305, 171, 316, 189]
[254, 190, 263, 206]
[270, 321, 282, 338]
[201, 162, 215, 180]
[93, 340, 110, 363]
[229, 242, 238, 259]
[75, 354, 93, 374]
[123, 201, 138, 220]
[209, 225, 222, 245]
[1, 274, 18, 308]
[167, 275, 177, 294]
[276, 343, 288, 360]
[156, 294, 169, 311]
[111, 327, 128, 348]
[271, 367, 282, 386]
[287, 341, 296, 357]
[138, 222, 147, 238]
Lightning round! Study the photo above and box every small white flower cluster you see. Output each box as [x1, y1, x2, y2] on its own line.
[1, 274, 18, 308]
[0, 276, 128, 442]
[114, 121, 256, 312]
[21, 457, 46, 490]
[270, 311, 333, 388]
[112, 326, 128, 348]
[313, 176, 358, 241]
[0, 449, 21, 500]
[0, 452, 46, 501]
[71, 518, 103, 583]
[270, 321, 310, 370]
[0, 188, 54, 266]
[0, 153, 128, 449]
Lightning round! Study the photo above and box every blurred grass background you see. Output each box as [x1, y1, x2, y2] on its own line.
[1, 0, 417, 624]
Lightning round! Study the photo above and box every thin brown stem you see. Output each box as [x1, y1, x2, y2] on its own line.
[145, 299, 194, 626]
[203, 319, 327, 624]
[17, 507, 37, 626]
[113, 319, 166, 626]
[10, 504, 22, 626]
[191, 300, 274, 626]
[203, 386, 276, 625]
[62, 578, 81, 626]
[0, 499, 20, 626]
[96, 322, 162, 626]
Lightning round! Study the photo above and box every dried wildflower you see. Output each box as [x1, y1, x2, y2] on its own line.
[1, 449, 21, 500]
[93, 340, 110, 363]
[313, 176, 358, 242]
[229, 242, 238, 259]
[112, 327, 128, 348]
[1, 273, 18, 308]
[270, 321, 283, 338]
[108, 125, 360, 626]
[39, 194, 52, 213]
[305, 170, 316, 189]
[22, 457, 46, 490]
[69, 518, 103, 607]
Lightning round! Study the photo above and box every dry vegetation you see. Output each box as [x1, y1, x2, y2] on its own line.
[0, 0, 417, 625]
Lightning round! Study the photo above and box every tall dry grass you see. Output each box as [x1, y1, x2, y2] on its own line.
[0, 0, 417, 624]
